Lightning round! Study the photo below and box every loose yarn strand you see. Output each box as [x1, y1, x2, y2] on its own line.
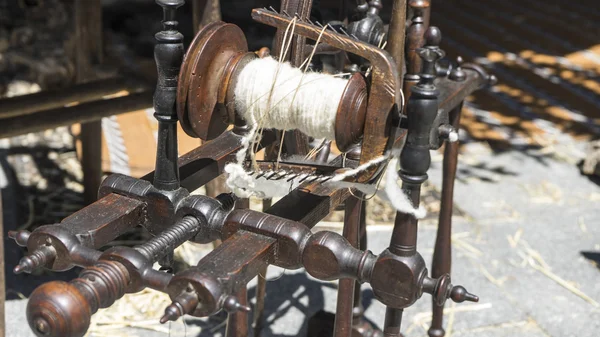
[349, 162, 387, 201]
[324, 150, 426, 219]
[382, 157, 427, 219]
[252, 16, 298, 167]
[305, 138, 328, 161]
[276, 23, 330, 168]
[225, 18, 301, 198]
[258, 266, 286, 281]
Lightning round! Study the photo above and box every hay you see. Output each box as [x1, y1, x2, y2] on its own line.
[87, 288, 174, 336]
[452, 319, 533, 335]
[84, 242, 216, 336]
[520, 181, 563, 204]
[478, 264, 507, 287]
[506, 228, 524, 248]
[512, 238, 600, 308]
[578, 216, 588, 233]
[404, 303, 493, 335]
[445, 302, 457, 337]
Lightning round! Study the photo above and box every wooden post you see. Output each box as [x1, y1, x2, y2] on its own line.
[192, 0, 221, 33]
[75, 0, 104, 204]
[226, 198, 251, 337]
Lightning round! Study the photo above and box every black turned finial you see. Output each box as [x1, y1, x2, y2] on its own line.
[449, 56, 467, 81]
[416, 26, 445, 88]
[158, 0, 185, 26]
[356, 0, 369, 17]
[367, 0, 382, 15]
[401, 27, 444, 178]
[424, 26, 442, 46]
[153, 0, 184, 191]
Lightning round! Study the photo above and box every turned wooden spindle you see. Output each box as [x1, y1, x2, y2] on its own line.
[428, 102, 464, 337]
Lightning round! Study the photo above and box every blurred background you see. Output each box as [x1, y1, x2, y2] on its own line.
[0, 0, 598, 336]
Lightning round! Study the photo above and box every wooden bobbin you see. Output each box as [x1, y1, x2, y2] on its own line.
[177, 21, 369, 153]
[177, 21, 252, 140]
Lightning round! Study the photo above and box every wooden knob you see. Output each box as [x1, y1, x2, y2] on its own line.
[302, 231, 376, 281]
[27, 282, 92, 337]
[26, 260, 130, 337]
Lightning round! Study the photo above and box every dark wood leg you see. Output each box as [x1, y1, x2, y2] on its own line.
[333, 195, 362, 337]
[252, 199, 271, 337]
[383, 307, 404, 337]
[75, 0, 103, 205]
[428, 103, 464, 337]
[81, 122, 102, 204]
[226, 287, 249, 337]
[351, 200, 383, 337]
[225, 198, 250, 337]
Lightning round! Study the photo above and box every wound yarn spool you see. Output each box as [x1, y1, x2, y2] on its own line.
[234, 57, 348, 140]
[226, 56, 425, 219]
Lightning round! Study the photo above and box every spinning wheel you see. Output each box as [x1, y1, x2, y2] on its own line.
[7, 1, 496, 336]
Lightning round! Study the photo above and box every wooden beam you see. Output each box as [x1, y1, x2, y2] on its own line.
[75, 0, 104, 204]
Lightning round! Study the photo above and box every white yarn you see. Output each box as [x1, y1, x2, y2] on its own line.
[225, 56, 349, 199]
[448, 130, 459, 143]
[382, 158, 427, 219]
[328, 155, 390, 183]
[326, 152, 426, 219]
[224, 163, 330, 199]
[224, 54, 425, 219]
[234, 57, 348, 140]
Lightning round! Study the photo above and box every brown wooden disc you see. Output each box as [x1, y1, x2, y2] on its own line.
[335, 73, 368, 152]
[177, 22, 248, 140]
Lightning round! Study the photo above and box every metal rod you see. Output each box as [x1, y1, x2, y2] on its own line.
[0, 77, 145, 120]
[0, 91, 153, 139]
[428, 102, 464, 337]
